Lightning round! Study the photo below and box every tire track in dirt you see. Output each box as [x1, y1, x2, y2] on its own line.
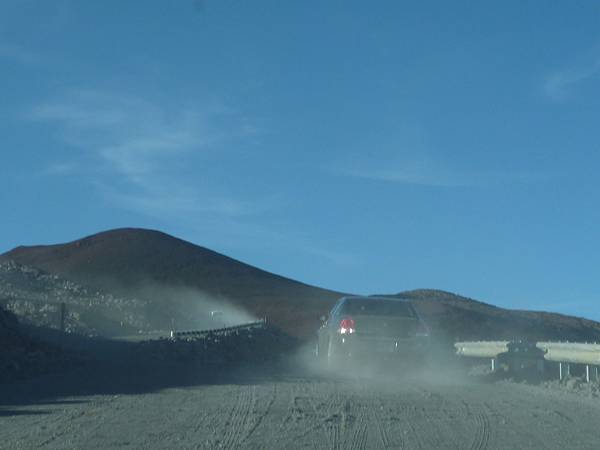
[218, 385, 254, 449]
[37, 397, 117, 448]
[402, 406, 429, 450]
[411, 388, 458, 450]
[480, 396, 549, 450]
[279, 384, 328, 449]
[283, 381, 363, 450]
[462, 401, 490, 450]
[225, 384, 281, 447]
[37, 427, 71, 448]
[327, 395, 347, 449]
[346, 402, 368, 450]
[469, 410, 490, 450]
[400, 402, 460, 449]
[367, 394, 396, 450]
[392, 386, 438, 450]
[324, 393, 369, 450]
[314, 386, 342, 450]
[241, 384, 278, 445]
[334, 387, 369, 450]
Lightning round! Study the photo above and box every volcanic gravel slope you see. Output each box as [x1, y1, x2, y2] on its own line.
[0, 260, 150, 336]
[2, 361, 600, 449]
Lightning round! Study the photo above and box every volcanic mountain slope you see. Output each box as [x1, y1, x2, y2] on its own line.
[4, 228, 600, 342]
[388, 290, 600, 342]
[2, 228, 343, 337]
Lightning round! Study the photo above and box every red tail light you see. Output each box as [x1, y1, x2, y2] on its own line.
[416, 321, 430, 337]
[339, 317, 355, 334]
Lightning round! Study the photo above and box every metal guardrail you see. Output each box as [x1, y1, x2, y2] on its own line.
[537, 342, 600, 365]
[455, 341, 600, 366]
[455, 340, 600, 381]
[169, 319, 266, 339]
[454, 341, 510, 358]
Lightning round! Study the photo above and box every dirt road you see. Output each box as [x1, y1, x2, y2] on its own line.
[2, 361, 600, 449]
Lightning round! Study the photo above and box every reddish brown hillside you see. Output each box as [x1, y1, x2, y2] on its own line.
[388, 290, 600, 342]
[2, 228, 342, 337]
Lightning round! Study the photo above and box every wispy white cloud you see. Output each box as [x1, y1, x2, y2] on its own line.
[334, 156, 543, 188]
[338, 157, 463, 187]
[543, 54, 600, 101]
[99, 182, 261, 219]
[30, 89, 250, 215]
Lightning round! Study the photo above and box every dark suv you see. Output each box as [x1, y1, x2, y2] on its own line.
[316, 296, 430, 367]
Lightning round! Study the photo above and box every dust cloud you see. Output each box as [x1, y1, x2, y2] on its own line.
[280, 338, 471, 389]
[103, 279, 257, 333]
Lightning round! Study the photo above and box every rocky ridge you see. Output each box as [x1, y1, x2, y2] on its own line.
[0, 259, 151, 336]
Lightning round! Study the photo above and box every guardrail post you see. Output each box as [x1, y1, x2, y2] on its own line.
[559, 362, 564, 380]
[586, 365, 590, 383]
[559, 362, 562, 380]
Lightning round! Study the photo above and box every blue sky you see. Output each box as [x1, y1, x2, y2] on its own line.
[2, 1, 600, 319]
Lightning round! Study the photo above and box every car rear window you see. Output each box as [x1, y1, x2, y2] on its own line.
[340, 299, 415, 317]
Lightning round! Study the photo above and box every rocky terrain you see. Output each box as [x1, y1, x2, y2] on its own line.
[0, 260, 151, 337]
[0, 303, 19, 335]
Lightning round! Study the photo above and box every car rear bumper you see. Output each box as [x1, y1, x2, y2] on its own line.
[333, 334, 430, 357]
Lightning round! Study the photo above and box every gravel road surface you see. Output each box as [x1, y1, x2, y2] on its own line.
[2, 360, 600, 449]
